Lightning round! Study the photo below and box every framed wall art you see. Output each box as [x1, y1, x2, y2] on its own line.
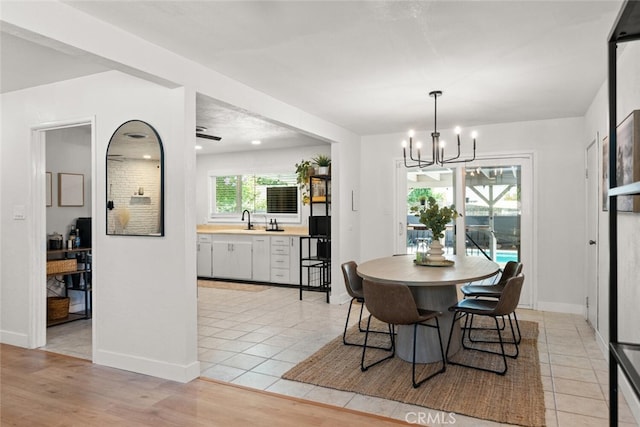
[58, 173, 84, 207]
[602, 110, 640, 212]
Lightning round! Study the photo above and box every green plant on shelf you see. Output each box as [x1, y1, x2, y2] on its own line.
[312, 154, 331, 167]
[295, 159, 313, 205]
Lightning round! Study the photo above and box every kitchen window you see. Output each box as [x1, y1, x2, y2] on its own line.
[209, 173, 300, 221]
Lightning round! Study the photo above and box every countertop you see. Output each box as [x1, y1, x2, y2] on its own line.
[197, 224, 309, 237]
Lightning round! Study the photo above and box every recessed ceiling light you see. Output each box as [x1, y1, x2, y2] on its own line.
[143, 154, 151, 159]
[195, 145, 203, 150]
[251, 140, 261, 145]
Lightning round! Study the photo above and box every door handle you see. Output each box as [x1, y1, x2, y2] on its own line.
[588, 240, 596, 245]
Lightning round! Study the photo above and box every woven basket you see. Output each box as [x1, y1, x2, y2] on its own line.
[47, 297, 70, 320]
[47, 259, 77, 275]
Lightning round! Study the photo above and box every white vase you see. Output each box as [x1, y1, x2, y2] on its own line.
[427, 239, 445, 261]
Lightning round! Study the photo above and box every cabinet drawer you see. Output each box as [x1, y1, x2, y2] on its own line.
[271, 245, 290, 256]
[271, 268, 290, 283]
[271, 236, 289, 246]
[198, 234, 212, 243]
[271, 254, 290, 269]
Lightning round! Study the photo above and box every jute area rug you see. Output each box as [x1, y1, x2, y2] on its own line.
[283, 317, 545, 427]
[197, 280, 268, 292]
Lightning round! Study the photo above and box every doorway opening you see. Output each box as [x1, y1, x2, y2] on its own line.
[33, 120, 94, 360]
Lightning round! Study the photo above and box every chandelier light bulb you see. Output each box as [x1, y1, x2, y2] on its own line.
[416, 141, 423, 149]
[471, 131, 478, 139]
[402, 140, 407, 148]
[454, 126, 461, 135]
[440, 140, 446, 148]
[408, 129, 415, 138]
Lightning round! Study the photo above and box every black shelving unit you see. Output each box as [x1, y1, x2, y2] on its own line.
[607, 2, 640, 425]
[46, 248, 92, 327]
[300, 175, 331, 302]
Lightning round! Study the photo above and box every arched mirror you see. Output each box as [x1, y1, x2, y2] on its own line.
[106, 120, 164, 236]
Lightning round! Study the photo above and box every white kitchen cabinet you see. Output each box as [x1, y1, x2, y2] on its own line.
[271, 236, 300, 285]
[252, 236, 270, 282]
[211, 235, 252, 280]
[197, 234, 213, 277]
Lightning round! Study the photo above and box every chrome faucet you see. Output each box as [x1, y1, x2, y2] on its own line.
[241, 210, 252, 230]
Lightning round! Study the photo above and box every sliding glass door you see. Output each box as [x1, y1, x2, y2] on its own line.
[404, 168, 456, 255]
[464, 164, 521, 265]
[395, 155, 533, 307]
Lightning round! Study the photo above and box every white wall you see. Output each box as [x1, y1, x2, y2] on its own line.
[1, 71, 199, 382]
[585, 41, 640, 345]
[360, 117, 587, 313]
[584, 41, 640, 422]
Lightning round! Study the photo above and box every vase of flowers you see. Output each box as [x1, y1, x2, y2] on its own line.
[417, 197, 458, 261]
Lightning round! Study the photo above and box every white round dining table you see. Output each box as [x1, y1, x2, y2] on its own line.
[357, 254, 500, 363]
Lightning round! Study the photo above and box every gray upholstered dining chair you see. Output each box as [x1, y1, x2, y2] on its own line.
[460, 261, 522, 298]
[446, 274, 525, 375]
[460, 261, 523, 344]
[341, 261, 367, 345]
[361, 279, 446, 388]
[341, 261, 391, 349]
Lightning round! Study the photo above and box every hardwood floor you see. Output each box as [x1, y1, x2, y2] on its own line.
[0, 344, 405, 426]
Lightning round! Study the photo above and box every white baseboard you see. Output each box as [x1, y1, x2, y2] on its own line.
[329, 291, 350, 305]
[536, 301, 584, 315]
[94, 349, 200, 383]
[0, 330, 30, 347]
[595, 329, 608, 357]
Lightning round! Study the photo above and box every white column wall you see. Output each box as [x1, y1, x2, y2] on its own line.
[1, 0, 362, 383]
[360, 117, 587, 313]
[1, 71, 199, 382]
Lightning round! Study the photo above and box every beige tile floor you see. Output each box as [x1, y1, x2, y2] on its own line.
[43, 285, 639, 426]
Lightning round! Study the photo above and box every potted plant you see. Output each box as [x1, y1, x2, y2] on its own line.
[312, 154, 331, 175]
[417, 197, 458, 261]
[295, 159, 314, 205]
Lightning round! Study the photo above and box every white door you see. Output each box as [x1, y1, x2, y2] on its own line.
[586, 140, 599, 328]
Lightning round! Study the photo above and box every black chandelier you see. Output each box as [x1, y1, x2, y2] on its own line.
[402, 90, 477, 168]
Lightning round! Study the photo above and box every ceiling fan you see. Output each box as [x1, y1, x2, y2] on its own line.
[196, 126, 221, 141]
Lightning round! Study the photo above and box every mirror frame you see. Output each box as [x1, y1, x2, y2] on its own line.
[106, 120, 165, 237]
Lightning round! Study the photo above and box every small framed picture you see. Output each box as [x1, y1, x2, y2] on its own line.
[58, 173, 84, 207]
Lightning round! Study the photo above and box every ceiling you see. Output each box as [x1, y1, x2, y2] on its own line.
[1, 1, 624, 154]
